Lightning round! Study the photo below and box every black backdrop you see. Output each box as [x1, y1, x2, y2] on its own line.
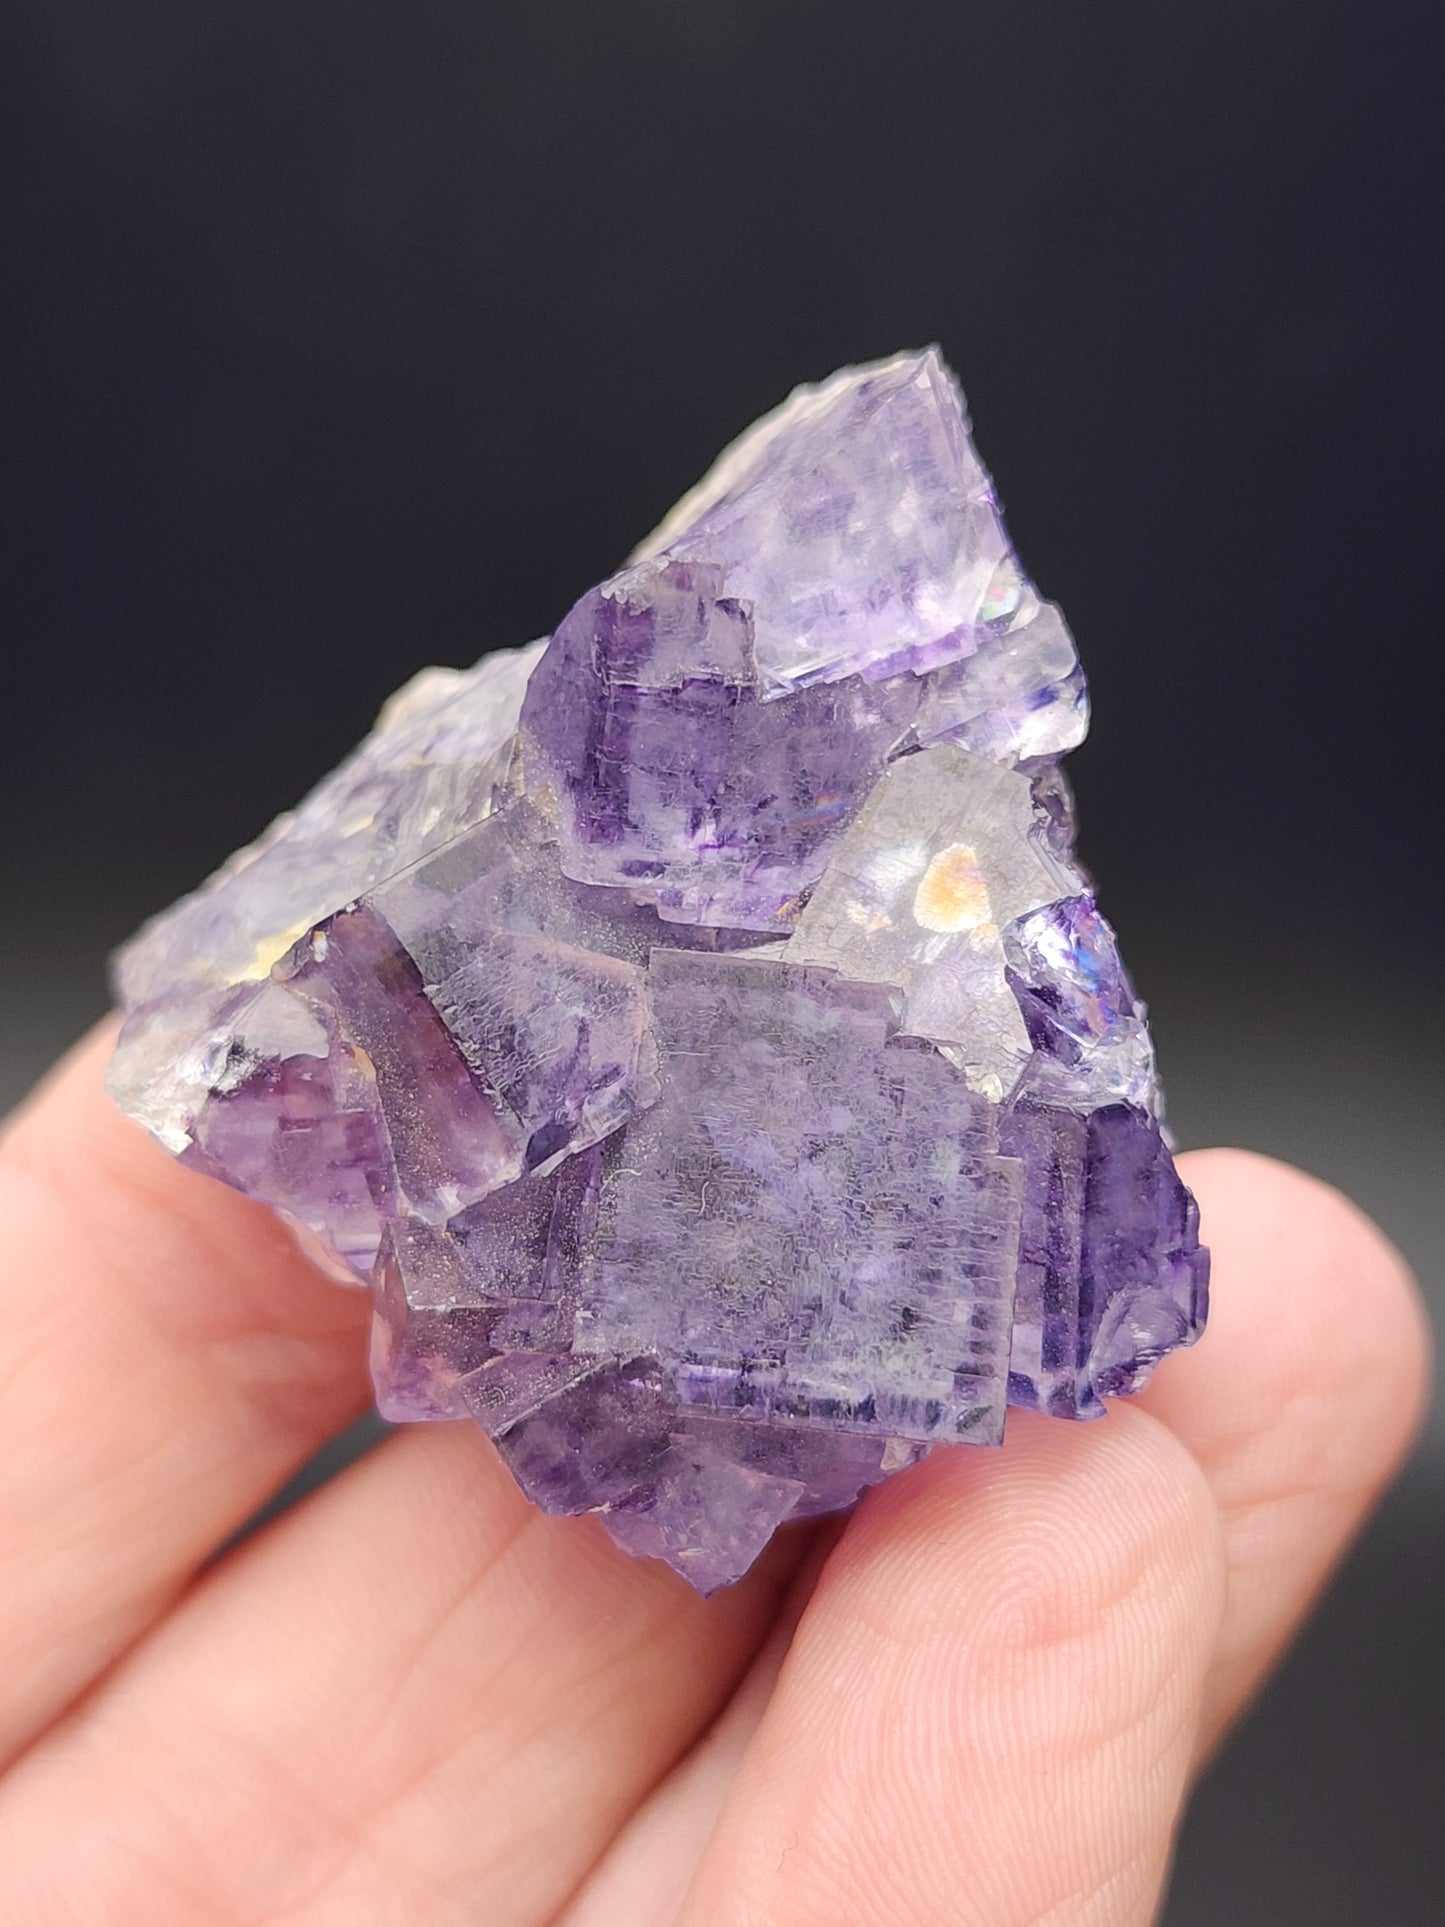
[2, 6, 1441, 1919]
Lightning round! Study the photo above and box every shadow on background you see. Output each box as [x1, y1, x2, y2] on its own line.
[2, 6, 1440, 1919]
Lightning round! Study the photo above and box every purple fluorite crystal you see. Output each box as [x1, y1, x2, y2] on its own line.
[108, 349, 1207, 1591]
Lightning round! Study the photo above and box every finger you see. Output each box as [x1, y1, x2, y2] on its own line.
[0, 1419, 805, 1927]
[562, 1526, 844, 1927]
[1137, 1149, 1429, 1756]
[562, 1648, 786, 1927]
[678, 1408, 1226, 1927]
[0, 1024, 372, 1767]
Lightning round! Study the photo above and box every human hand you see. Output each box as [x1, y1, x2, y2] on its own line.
[0, 1027, 1427, 1925]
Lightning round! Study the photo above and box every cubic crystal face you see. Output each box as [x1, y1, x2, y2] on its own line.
[574, 951, 1023, 1444]
[108, 348, 1207, 1592]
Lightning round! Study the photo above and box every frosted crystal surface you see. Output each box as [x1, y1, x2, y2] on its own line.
[108, 350, 1206, 1591]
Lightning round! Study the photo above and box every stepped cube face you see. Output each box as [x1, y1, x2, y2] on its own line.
[108, 350, 1207, 1592]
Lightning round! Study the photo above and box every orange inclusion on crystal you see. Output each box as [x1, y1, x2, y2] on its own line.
[912, 843, 992, 932]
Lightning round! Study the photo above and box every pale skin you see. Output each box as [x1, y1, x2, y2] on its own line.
[0, 1027, 1429, 1926]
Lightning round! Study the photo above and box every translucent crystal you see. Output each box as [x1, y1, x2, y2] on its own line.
[107, 349, 1207, 1592]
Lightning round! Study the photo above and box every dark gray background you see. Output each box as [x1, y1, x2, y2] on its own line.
[2, 4, 1441, 1918]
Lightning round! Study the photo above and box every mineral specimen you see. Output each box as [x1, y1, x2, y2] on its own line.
[108, 348, 1207, 1591]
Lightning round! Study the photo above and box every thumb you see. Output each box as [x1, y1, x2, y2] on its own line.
[677, 1406, 1224, 1927]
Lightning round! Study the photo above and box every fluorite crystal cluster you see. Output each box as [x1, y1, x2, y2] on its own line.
[109, 350, 1207, 1592]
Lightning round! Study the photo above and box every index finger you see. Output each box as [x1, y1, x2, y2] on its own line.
[0, 1024, 373, 1766]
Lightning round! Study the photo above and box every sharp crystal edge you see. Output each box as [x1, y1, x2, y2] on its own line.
[108, 349, 1208, 1592]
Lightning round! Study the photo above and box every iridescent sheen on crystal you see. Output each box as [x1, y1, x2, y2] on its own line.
[108, 349, 1207, 1592]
